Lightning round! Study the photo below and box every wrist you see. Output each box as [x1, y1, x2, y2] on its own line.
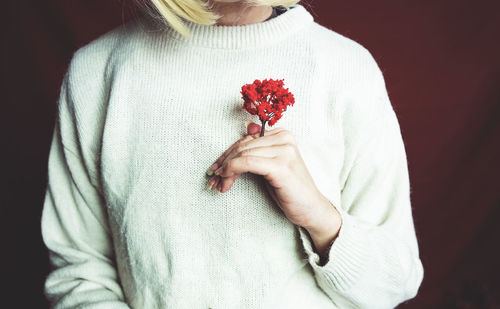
[303, 195, 342, 263]
[303, 194, 341, 235]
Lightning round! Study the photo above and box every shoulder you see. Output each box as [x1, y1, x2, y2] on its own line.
[305, 23, 397, 154]
[306, 22, 386, 94]
[308, 22, 374, 59]
[56, 20, 146, 170]
[58, 18, 145, 141]
[66, 19, 146, 89]
[60, 17, 147, 116]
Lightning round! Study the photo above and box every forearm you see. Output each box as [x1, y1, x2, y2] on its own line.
[42, 121, 130, 308]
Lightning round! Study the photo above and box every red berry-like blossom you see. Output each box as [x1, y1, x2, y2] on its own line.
[240, 78, 295, 136]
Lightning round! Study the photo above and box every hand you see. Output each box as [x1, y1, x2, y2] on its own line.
[206, 121, 340, 232]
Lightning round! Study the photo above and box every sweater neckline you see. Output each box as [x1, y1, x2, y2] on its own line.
[163, 4, 314, 49]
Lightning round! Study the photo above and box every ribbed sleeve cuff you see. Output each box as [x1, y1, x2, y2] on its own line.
[297, 205, 372, 292]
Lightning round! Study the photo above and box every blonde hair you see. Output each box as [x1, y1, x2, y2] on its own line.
[134, 0, 301, 39]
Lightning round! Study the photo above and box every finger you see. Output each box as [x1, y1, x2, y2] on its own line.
[209, 126, 288, 177]
[207, 135, 254, 176]
[206, 175, 217, 190]
[246, 121, 262, 135]
[238, 144, 294, 159]
[213, 176, 222, 192]
[216, 179, 222, 193]
[218, 173, 241, 193]
[216, 134, 293, 177]
[207, 175, 224, 191]
[229, 131, 295, 160]
[251, 126, 286, 138]
[246, 121, 286, 137]
[215, 155, 280, 178]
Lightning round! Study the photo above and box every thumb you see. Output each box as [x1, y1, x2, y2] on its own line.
[245, 120, 262, 135]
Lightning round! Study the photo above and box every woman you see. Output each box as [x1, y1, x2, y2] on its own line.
[41, 0, 424, 308]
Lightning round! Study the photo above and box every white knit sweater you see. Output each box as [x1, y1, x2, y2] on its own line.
[41, 4, 423, 308]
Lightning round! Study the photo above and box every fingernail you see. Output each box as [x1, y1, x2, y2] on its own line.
[214, 167, 222, 176]
[206, 163, 218, 176]
[216, 184, 222, 194]
[205, 178, 214, 190]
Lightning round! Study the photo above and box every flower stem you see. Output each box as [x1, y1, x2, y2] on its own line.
[260, 119, 266, 137]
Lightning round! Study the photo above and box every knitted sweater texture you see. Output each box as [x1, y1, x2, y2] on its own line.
[41, 4, 423, 308]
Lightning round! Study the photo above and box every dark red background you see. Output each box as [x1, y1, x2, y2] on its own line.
[3, 0, 499, 307]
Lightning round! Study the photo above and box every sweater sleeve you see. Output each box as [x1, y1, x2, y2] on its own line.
[41, 66, 130, 308]
[297, 51, 424, 308]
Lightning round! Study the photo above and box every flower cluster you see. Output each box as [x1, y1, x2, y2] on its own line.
[240, 78, 295, 132]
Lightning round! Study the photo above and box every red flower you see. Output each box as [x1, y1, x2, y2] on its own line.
[240, 78, 295, 136]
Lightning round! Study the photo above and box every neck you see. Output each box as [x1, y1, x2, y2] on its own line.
[155, 4, 314, 50]
[210, 2, 273, 26]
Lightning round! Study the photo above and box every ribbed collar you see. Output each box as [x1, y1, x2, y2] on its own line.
[163, 4, 314, 49]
